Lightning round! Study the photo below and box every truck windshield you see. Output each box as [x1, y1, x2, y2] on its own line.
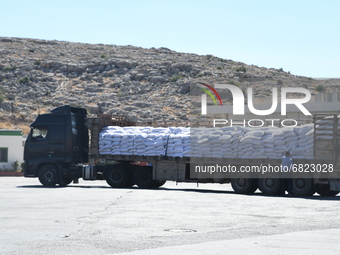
[31, 127, 48, 140]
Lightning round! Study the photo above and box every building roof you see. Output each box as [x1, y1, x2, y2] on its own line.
[0, 130, 22, 136]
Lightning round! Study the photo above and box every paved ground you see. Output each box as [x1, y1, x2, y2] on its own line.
[1, 177, 340, 255]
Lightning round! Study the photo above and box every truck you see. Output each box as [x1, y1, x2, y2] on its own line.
[24, 105, 340, 196]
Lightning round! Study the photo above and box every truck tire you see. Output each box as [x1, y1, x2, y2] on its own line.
[134, 166, 154, 189]
[316, 185, 340, 197]
[258, 178, 281, 196]
[152, 180, 166, 188]
[291, 178, 315, 196]
[231, 178, 257, 194]
[105, 164, 130, 188]
[59, 177, 73, 187]
[38, 165, 60, 187]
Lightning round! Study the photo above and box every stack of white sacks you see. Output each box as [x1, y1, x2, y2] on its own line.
[98, 118, 338, 159]
[99, 126, 191, 157]
[190, 125, 314, 159]
[314, 115, 340, 139]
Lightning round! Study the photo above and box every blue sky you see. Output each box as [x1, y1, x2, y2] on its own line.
[1, 0, 339, 78]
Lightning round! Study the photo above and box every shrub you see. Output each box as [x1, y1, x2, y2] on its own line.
[171, 74, 183, 82]
[229, 80, 240, 86]
[315, 85, 325, 92]
[2, 65, 16, 71]
[12, 161, 19, 171]
[34, 60, 41, 65]
[19, 76, 29, 84]
[235, 66, 246, 72]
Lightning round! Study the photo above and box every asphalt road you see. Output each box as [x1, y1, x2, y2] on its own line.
[1, 177, 340, 255]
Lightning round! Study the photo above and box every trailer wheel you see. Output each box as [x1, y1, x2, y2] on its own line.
[291, 178, 315, 196]
[105, 165, 130, 188]
[258, 178, 281, 196]
[38, 165, 59, 187]
[316, 185, 340, 197]
[134, 166, 154, 189]
[231, 178, 257, 194]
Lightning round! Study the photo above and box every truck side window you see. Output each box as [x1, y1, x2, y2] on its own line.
[31, 127, 48, 140]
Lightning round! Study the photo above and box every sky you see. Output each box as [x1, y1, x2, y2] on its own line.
[0, 0, 339, 78]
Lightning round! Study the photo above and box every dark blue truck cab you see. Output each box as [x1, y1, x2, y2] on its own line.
[24, 105, 89, 186]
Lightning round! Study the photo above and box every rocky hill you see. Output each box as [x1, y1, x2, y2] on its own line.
[0, 37, 339, 133]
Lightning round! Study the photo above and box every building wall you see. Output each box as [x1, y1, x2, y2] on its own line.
[0, 130, 23, 170]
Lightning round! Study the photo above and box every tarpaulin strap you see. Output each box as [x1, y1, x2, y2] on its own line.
[164, 131, 173, 157]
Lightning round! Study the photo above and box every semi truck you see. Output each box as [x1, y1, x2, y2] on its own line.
[24, 105, 340, 196]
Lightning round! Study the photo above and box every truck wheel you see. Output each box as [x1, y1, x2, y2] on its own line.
[316, 185, 340, 196]
[105, 165, 130, 188]
[134, 166, 154, 189]
[291, 178, 315, 196]
[231, 178, 257, 194]
[152, 180, 166, 188]
[59, 177, 73, 187]
[38, 165, 59, 187]
[258, 178, 281, 196]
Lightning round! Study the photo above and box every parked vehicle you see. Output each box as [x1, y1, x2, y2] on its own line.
[24, 105, 340, 196]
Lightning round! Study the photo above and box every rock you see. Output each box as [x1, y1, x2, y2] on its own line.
[88, 106, 101, 114]
[132, 102, 153, 108]
[84, 84, 103, 93]
[6, 94, 16, 100]
[178, 83, 190, 94]
[123, 106, 138, 111]
[172, 63, 193, 72]
[150, 76, 165, 84]
[1, 102, 12, 112]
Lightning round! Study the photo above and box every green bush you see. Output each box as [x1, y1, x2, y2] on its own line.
[34, 60, 41, 65]
[12, 161, 19, 171]
[235, 66, 246, 72]
[171, 74, 183, 82]
[229, 80, 240, 86]
[2, 65, 16, 71]
[19, 76, 29, 84]
[315, 85, 325, 92]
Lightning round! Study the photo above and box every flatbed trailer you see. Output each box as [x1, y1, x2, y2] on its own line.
[24, 105, 340, 196]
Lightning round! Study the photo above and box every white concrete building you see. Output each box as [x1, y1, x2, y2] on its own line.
[0, 130, 23, 171]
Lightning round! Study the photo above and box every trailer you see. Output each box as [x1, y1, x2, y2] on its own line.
[24, 105, 340, 196]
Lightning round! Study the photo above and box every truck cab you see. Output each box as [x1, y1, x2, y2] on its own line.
[24, 105, 89, 185]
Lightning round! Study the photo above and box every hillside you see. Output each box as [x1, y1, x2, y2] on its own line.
[0, 37, 339, 133]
